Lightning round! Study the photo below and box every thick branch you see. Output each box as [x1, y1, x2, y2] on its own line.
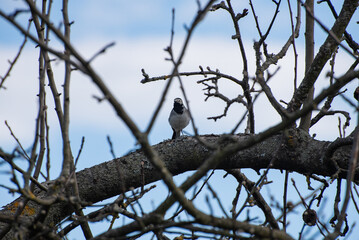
[0, 131, 357, 238]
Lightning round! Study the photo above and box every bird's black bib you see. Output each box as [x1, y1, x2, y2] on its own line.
[173, 102, 184, 114]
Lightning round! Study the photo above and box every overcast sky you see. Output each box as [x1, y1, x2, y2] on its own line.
[0, 1, 358, 238]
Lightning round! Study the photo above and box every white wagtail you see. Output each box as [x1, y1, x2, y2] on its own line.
[168, 98, 190, 139]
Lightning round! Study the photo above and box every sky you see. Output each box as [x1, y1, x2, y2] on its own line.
[0, 0, 359, 239]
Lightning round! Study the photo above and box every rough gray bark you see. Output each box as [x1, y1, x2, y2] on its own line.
[0, 129, 356, 238]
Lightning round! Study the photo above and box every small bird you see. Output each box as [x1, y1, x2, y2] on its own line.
[168, 98, 190, 139]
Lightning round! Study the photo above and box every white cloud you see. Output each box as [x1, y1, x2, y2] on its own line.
[1, 35, 355, 152]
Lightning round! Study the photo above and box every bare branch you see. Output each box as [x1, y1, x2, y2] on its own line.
[288, 0, 359, 112]
[0, 21, 30, 90]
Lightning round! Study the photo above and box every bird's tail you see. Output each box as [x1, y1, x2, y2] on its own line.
[172, 129, 180, 139]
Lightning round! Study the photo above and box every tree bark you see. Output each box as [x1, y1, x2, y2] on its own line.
[0, 130, 356, 238]
[299, 0, 314, 131]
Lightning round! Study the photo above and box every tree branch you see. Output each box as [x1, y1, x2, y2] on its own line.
[287, 0, 359, 112]
[1, 129, 358, 237]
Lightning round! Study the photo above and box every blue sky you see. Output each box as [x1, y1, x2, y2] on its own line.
[1, 0, 349, 45]
[1, 0, 359, 239]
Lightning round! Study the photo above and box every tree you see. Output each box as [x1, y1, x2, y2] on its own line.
[0, 0, 359, 239]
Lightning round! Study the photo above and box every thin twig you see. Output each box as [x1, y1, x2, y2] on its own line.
[4, 121, 30, 161]
[0, 21, 31, 90]
[283, 171, 289, 231]
[106, 135, 116, 159]
[87, 42, 116, 64]
[74, 137, 85, 167]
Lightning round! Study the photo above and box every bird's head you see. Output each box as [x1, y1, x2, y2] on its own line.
[174, 98, 183, 105]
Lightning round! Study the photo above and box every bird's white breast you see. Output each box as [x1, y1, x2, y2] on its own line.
[169, 110, 190, 131]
